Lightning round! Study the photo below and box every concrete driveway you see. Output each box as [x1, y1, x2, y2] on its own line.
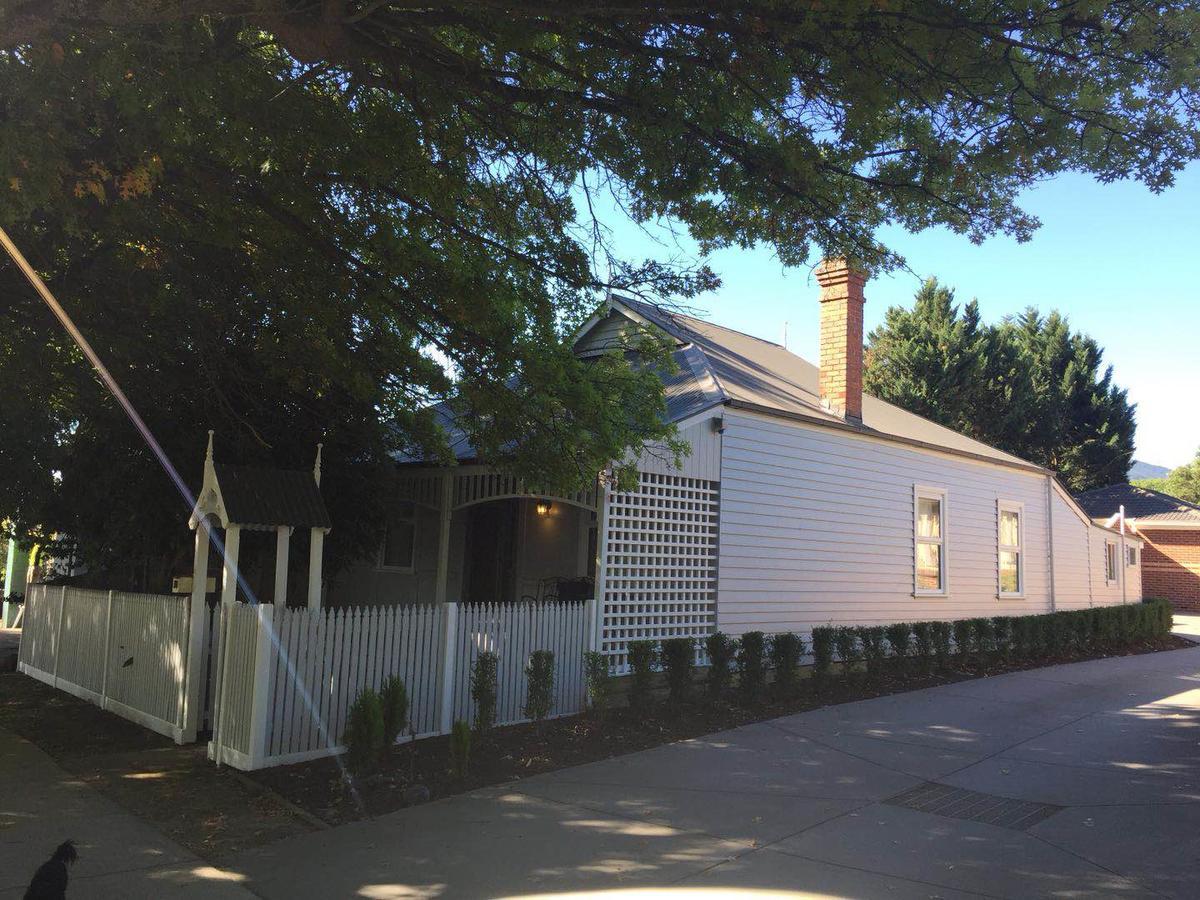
[231, 618, 1199, 897]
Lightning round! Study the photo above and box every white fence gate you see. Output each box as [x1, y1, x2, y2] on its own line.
[17, 584, 192, 742]
[209, 599, 592, 770]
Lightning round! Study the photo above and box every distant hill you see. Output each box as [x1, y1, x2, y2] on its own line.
[1129, 460, 1171, 480]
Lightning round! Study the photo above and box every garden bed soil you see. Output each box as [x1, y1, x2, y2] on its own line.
[251, 634, 1193, 826]
[0, 672, 317, 860]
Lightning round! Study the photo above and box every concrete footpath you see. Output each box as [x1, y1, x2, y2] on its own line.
[0, 729, 256, 898]
[225, 617, 1200, 899]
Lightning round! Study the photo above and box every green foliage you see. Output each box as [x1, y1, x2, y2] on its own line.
[884, 623, 912, 673]
[910, 622, 934, 673]
[865, 282, 1136, 490]
[1072, 612, 1093, 653]
[583, 651, 613, 713]
[737, 632, 767, 705]
[833, 627, 860, 681]
[1135, 450, 1200, 505]
[952, 620, 973, 661]
[704, 632, 736, 699]
[524, 650, 555, 725]
[660, 638, 695, 704]
[811, 627, 836, 685]
[769, 632, 805, 698]
[1043, 613, 1069, 656]
[968, 618, 995, 666]
[470, 652, 498, 736]
[379, 676, 409, 749]
[930, 622, 953, 671]
[991, 617, 1013, 662]
[449, 720, 471, 779]
[857, 627, 887, 682]
[5, 4, 1198, 579]
[343, 688, 384, 773]
[627, 640, 658, 711]
[1012, 616, 1033, 659]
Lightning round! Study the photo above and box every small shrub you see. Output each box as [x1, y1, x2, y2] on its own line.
[930, 621, 952, 671]
[833, 626, 860, 681]
[627, 640, 658, 711]
[858, 626, 887, 681]
[770, 632, 805, 697]
[380, 676, 409, 748]
[471, 651, 498, 735]
[911, 622, 934, 673]
[660, 637, 696, 703]
[1043, 613, 1068, 656]
[704, 632, 736, 698]
[811, 626, 836, 685]
[952, 619, 972, 663]
[1011, 616, 1032, 658]
[1119, 605, 1138, 644]
[449, 720, 471, 779]
[737, 631, 767, 704]
[343, 688, 384, 773]
[583, 650, 613, 712]
[1071, 612, 1092, 654]
[524, 650, 555, 725]
[969, 618, 995, 666]
[884, 623, 912, 674]
[1028, 614, 1048, 657]
[991, 617, 1013, 662]
[1088, 608, 1106, 649]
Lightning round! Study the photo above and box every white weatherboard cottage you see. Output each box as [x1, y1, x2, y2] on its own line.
[331, 258, 1143, 670]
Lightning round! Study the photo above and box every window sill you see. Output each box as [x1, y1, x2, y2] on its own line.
[913, 590, 948, 598]
[997, 593, 1025, 601]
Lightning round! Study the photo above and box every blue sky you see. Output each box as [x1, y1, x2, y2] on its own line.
[595, 164, 1200, 470]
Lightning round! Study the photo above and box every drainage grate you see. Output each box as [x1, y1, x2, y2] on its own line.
[884, 782, 1062, 831]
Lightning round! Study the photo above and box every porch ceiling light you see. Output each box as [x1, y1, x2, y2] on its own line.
[536, 500, 553, 517]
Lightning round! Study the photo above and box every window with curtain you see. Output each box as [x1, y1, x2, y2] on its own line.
[998, 502, 1023, 596]
[914, 487, 947, 594]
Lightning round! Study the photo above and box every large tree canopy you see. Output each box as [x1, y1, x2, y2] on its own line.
[1135, 450, 1200, 504]
[865, 279, 1137, 491]
[1, 2, 1197, 586]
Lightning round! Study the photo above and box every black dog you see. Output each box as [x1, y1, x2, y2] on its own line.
[24, 841, 77, 900]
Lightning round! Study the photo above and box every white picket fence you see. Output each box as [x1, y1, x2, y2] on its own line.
[210, 599, 593, 770]
[17, 583, 192, 742]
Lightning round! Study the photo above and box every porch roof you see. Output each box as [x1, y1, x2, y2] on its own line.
[212, 463, 332, 529]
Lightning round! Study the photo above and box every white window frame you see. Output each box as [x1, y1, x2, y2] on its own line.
[996, 499, 1025, 599]
[377, 499, 417, 574]
[1104, 541, 1119, 584]
[913, 485, 949, 596]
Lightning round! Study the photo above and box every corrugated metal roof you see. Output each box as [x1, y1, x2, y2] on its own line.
[213, 463, 332, 528]
[1075, 483, 1200, 525]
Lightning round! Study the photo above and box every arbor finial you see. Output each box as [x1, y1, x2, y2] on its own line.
[205, 430, 215, 464]
[314, 442, 323, 487]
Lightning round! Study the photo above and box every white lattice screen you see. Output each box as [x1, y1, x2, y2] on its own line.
[601, 472, 720, 670]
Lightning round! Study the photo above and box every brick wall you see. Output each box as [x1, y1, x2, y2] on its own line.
[814, 258, 866, 422]
[1139, 528, 1200, 610]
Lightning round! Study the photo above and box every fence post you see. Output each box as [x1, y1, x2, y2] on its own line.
[247, 604, 276, 769]
[52, 585, 67, 689]
[99, 590, 114, 710]
[438, 601, 459, 733]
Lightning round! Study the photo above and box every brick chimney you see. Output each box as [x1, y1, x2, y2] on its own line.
[814, 258, 867, 423]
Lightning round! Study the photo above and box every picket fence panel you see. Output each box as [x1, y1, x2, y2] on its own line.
[208, 598, 592, 770]
[451, 600, 591, 729]
[16, 584, 191, 742]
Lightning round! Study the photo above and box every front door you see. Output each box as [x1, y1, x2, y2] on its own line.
[464, 500, 519, 603]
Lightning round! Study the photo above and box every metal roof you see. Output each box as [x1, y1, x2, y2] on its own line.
[212, 463, 332, 529]
[1074, 483, 1200, 526]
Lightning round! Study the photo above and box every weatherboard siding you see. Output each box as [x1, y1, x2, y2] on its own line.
[1051, 489, 1094, 611]
[715, 408, 1053, 634]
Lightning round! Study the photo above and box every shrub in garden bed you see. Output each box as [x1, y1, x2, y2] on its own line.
[811, 626, 835, 685]
[627, 640, 658, 711]
[344, 688, 384, 773]
[833, 626, 860, 681]
[952, 620, 972, 664]
[583, 650, 613, 712]
[660, 637, 696, 703]
[884, 623, 912, 674]
[770, 632, 805, 697]
[931, 621, 952, 671]
[911, 622, 934, 673]
[705, 632, 735, 699]
[857, 626, 887, 681]
[969, 617, 995, 666]
[737, 631, 767, 704]
[471, 651, 499, 736]
[991, 617, 1013, 663]
[524, 650, 555, 726]
[380, 676, 409, 748]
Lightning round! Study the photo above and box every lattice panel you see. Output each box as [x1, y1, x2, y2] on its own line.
[601, 472, 720, 670]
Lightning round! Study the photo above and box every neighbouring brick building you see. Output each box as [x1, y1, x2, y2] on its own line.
[1076, 483, 1200, 611]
